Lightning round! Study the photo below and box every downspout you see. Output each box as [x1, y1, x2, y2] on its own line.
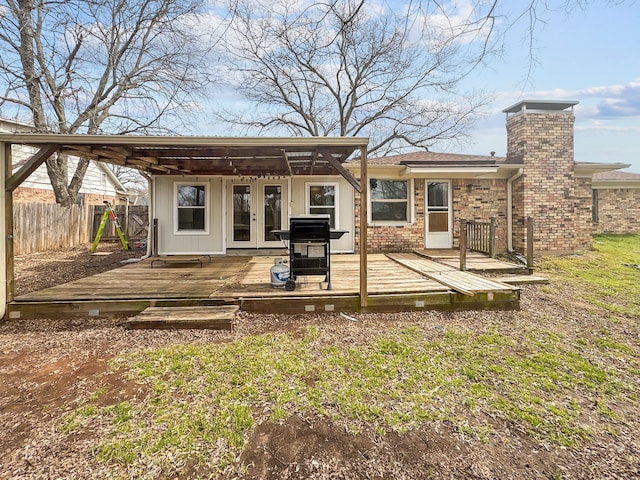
[507, 168, 524, 252]
[140, 171, 153, 260]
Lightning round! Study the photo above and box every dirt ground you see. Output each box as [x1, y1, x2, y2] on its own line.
[1, 244, 638, 479]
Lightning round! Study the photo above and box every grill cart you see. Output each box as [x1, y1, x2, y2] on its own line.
[284, 215, 331, 291]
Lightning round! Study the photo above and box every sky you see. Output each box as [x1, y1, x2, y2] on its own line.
[450, 1, 640, 172]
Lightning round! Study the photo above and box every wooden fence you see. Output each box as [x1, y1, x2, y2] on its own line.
[90, 204, 149, 242]
[14, 203, 91, 255]
[13, 203, 149, 255]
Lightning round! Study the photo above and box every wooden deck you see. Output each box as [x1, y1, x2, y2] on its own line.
[8, 253, 521, 319]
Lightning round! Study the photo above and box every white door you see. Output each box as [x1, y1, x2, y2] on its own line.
[425, 180, 452, 249]
[227, 179, 288, 248]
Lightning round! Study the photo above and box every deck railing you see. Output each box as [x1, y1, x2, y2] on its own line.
[459, 216, 535, 272]
[462, 217, 496, 257]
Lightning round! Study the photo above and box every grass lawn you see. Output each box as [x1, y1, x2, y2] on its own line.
[59, 234, 640, 479]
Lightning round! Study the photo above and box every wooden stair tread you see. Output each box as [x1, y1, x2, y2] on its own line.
[124, 305, 238, 330]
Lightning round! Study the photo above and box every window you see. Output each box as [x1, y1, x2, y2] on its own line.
[592, 189, 599, 224]
[370, 179, 410, 223]
[176, 184, 207, 232]
[307, 183, 337, 228]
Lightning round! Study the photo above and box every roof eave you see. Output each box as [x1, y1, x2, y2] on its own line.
[574, 162, 631, 178]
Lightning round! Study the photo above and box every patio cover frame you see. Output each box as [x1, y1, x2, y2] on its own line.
[0, 134, 370, 318]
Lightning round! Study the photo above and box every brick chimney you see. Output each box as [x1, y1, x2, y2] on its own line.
[504, 100, 592, 254]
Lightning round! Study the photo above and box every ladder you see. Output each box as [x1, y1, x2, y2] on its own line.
[91, 201, 130, 252]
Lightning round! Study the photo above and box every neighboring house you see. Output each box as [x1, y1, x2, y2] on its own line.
[0, 118, 126, 205]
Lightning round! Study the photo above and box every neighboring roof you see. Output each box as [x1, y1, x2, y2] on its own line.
[593, 170, 640, 181]
[0, 133, 368, 177]
[348, 151, 505, 166]
[592, 170, 640, 189]
[503, 100, 579, 114]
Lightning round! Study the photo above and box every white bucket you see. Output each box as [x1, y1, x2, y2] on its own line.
[270, 258, 289, 287]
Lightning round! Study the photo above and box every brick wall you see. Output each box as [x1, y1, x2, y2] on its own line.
[13, 187, 57, 203]
[594, 188, 640, 234]
[354, 182, 426, 252]
[13, 187, 120, 206]
[452, 179, 508, 253]
[506, 111, 592, 253]
[354, 178, 509, 253]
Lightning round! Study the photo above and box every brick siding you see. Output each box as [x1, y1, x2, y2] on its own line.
[594, 188, 640, 234]
[13, 187, 119, 206]
[506, 111, 592, 253]
[354, 179, 509, 253]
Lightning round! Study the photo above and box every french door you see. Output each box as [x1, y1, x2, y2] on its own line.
[425, 180, 452, 249]
[226, 179, 288, 248]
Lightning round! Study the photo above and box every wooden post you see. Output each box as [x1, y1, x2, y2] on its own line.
[359, 145, 368, 308]
[526, 216, 534, 272]
[4, 143, 14, 304]
[459, 219, 467, 271]
[489, 216, 496, 258]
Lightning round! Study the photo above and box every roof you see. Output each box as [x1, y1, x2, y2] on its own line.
[502, 100, 578, 114]
[0, 133, 368, 178]
[593, 170, 640, 181]
[348, 151, 505, 167]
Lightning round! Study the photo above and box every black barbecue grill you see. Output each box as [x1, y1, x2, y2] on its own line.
[285, 215, 331, 291]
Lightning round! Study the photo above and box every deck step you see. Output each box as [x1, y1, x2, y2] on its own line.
[495, 275, 549, 285]
[123, 305, 239, 330]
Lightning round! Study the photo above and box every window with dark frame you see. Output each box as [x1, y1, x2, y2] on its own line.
[177, 184, 206, 231]
[370, 179, 409, 222]
[592, 189, 599, 224]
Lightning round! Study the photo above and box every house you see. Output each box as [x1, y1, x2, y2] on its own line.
[2, 99, 639, 318]
[0, 118, 127, 205]
[2, 100, 638, 260]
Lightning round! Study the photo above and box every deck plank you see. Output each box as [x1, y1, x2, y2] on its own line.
[386, 253, 517, 296]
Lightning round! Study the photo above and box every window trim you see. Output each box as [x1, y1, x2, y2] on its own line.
[174, 182, 209, 235]
[368, 178, 413, 226]
[305, 181, 339, 229]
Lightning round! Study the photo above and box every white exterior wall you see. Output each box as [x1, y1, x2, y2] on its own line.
[152, 175, 355, 254]
[153, 176, 225, 255]
[290, 176, 355, 253]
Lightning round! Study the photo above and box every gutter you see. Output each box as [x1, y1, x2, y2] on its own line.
[507, 168, 524, 252]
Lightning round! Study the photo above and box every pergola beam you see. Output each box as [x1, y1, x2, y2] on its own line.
[319, 149, 362, 193]
[5, 144, 59, 193]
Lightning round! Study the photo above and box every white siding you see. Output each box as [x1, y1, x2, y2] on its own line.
[153, 176, 225, 255]
[290, 176, 355, 253]
[1, 119, 121, 196]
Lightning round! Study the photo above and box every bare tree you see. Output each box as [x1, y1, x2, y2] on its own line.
[0, 0, 216, 205]
[216, 0, 498, 155]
